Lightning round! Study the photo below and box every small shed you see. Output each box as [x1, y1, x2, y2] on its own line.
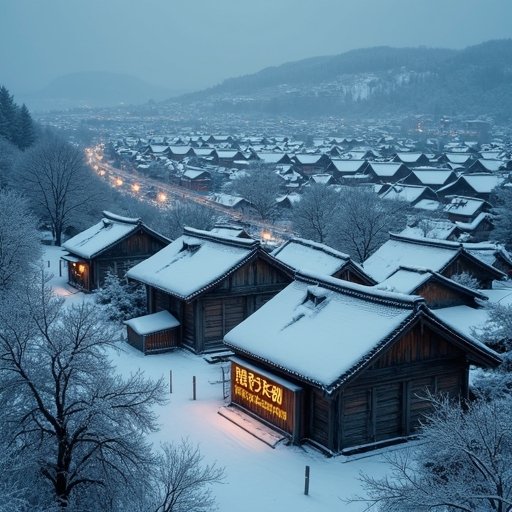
[124, 310, 180, 354]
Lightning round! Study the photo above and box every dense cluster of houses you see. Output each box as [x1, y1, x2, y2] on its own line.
[106, 132, 512, 242]
[61, 209, 509, 455]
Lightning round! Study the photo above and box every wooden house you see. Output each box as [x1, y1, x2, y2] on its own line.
[61, 211, 170, 292]
[379, 184, 438, 208]
[291, 154, 332, 177]
[402, 168, 458, 190]
[365, 162, 410, 183]
[443, 195, 492, 223]
[374, 266, 487, 308]
[437, 173, 505, 201]
[271, 238, 376, 285]
[467, 159, 505, 174]
[180, 168, 212, 191]
[126, 227, 293, 354]
[363, 233, 506, 288]
[224, 272, 500, 454]
[326, 159, 369, 180]
[168, 145, 195, 161]
[393, 152, 431, 167]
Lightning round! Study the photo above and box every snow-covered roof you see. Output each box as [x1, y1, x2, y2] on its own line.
[271, 238, 355, 277]
[400, 220, 457, 240]
[443, 196, 488, 216]
[375, 266, 486, 301]
[211, 193, 248, 208]
[293, 154, 325, 165]
[225, 272, 500, 392]
[368, 162, 405, 177]
[471, 159, 504, 172]
[408, 169, 456, 186]
[455, 212, 492, 232]
[363, 233, 505, 282]
[395, 152, 427, 163]
[63, 211, 143, 259]
[255, 152, 289, 164]
[445, 153, 472, 164]
[182, 169, 210, 180]
[225, 273, 423, 391]
[124, 310, 180, 335]
[439, 173, 504, 195]
[413, 199, 440, 211]
[329, 159, 367, 173]
[379, 184, 430, 203]
[126, 227, 260, 300]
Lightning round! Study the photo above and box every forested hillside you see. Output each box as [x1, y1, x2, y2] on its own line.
[174, 40, 512, 120]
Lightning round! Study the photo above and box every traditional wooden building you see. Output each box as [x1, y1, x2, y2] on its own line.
[402, 168, 458, 190]
[224, 272, 500, 454]
[291, 154, 332, 177]
[365, 162, 411, 183]
[126, 227, 293, 353]
[374, 266, 487, 308]
[363, 233, 506, 288]
[180, 168, 212, 191]
[392, 152, 431, 167]
[271, 237, 376, 285]
[443, 195, 492, 223]
[61, 211, 170, 292]
[437, 173, 505, 201]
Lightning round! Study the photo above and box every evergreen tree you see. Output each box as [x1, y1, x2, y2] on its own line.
[0, 86, 36, 150]
[16, 104, 35, 149]
[0, 86, 17, 143]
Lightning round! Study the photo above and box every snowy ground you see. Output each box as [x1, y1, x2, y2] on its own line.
[43, 245, 393, 511]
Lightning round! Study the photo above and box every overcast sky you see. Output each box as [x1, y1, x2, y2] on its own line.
[2, 0, 512, 95]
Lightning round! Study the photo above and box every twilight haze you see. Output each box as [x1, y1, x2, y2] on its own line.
[2, 0, 512, 96]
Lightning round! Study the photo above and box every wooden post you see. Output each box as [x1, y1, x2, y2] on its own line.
[169, 370, 173, 394]
[304, 465, 310, 496]
[192, 376, 196, 400]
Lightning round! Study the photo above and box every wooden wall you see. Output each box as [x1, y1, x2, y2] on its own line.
[148, 255, 291, 353]
[442, 256, 495, 288]
[305, 321, 469, 453]
[416, 280, 474, 308]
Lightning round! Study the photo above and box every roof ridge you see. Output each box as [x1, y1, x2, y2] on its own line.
[183, 226, 259, 249]
[275, 237, 351, 261]
[389, 232, 462, 249]
[295, 270, 425, 310]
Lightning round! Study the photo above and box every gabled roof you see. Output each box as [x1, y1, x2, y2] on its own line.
[367, 162, 409, 177]
[126, 227, 289, 301]
[375, 266, 487, 303]
[379, 183, 436, 204]
[438, 173, 504, 195]
[443, 195, 490, 217]
[363, 233, 506, 282]
[406, 168, 457, 186]
[63, 211, 169, 260]
[271, 238, 375, 284]
[224, 272, 500, 394]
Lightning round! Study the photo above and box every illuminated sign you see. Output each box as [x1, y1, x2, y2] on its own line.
[231, 359, 301, 435]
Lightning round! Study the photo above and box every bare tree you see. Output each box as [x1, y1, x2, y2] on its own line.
[231, 165, 282, 220]
[145, 439, 225, 512]
[330, 187, 409, 263]
[352, 394, 512, 512]
[0, 189, 41, 291]
[292, 183, 340, 243]
[161, 200, 219, 240]
[16, 135, 98, 245]
[0, 273, 166, 510]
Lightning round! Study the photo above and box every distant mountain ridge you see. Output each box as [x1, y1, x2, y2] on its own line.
[22, 71, 181, 112]
[175, 40, 512, 120]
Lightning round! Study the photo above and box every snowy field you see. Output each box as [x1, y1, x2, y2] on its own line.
[44, 245, 393, 512]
